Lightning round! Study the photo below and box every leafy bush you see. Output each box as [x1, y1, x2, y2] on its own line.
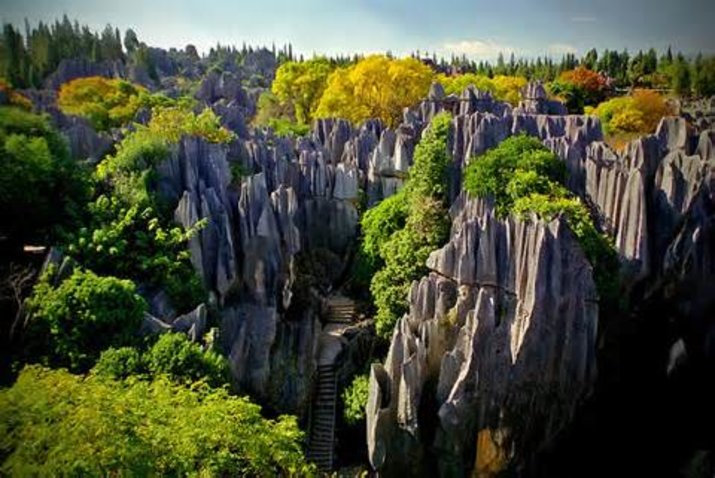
[0, 366, 315, 476]
[92, 346, 144, 380]
[58, 76, 146, 130]
[463, 134, 565, 216]
[342, 374, 369, 425]
[146, 105, 234, 144]
[0, 106, 90, 248]
[363, 113, 452, 337]
[265, 117, 311, 137]
[67, 196, 206, 313]
[360, 188, 409, 267]
[24, 268, 146, 371]
[556, 66, 609, 106]
[464, 134, 619, 307]
[145, 333, 229, 388]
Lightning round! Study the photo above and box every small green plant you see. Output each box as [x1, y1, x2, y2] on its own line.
[342, 374, 369, 425]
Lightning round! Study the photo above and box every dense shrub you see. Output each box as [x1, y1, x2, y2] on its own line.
[0, 106, 90, 248]
[145, 333, 229, 388]
[463, 135, 619, 306]
[342, 374, 369, 425]
[67, 196, 206, 312]
[463, 134, 566, 216]
[57, 76, 147, 130]
[0, 366, 314, 476]
[91, 346, 144, 380]
[362, 112, 452, 337]
[24, 268, 146, 371]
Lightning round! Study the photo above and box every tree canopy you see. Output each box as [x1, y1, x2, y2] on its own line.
[0, 366, 315, 477]
[316, 55, 434, 127]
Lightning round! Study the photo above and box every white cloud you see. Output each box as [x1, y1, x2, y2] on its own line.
[548, 43, 579, 56]
[571, 16, 597, 23]
[442, 39, 516, 59]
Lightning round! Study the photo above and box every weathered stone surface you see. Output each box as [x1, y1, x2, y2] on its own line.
[367, 195, 598, 476]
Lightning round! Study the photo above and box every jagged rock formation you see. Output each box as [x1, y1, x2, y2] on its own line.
[364, 89, 715, 476]
[514, 82, 569, 116]
[366, 196, 599, 476]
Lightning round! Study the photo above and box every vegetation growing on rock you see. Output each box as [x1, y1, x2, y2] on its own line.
[463, 135, 619, 306]
[342, 374, 369, 425]
[362, 112, 452, 337]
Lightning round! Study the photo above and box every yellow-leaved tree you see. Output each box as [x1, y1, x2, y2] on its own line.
[271, 57, 334, 124]
[58, 76, 147, 130]
[315, 55, 434, 127]
[436, 73, 527, 105]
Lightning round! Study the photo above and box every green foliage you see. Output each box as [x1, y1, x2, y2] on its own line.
[360, 188, 409, 267]
[265, 117, 311, 137]
[272, 57, 334, 124]
[463, 134, 565, 216]
[0, 106, 90, 248]
[0, 366, 315, 476]
[66, 103, 234, 313]
[24, 268, 146, 372]
[464, 134, 620, 307]
[93, 333, 230, 389]
[67, 196, 206, 313]
[146, 105, 234, 144]
[92, 346, 143, 380]
[342, 374, 369, 425]
[145, 333, 229, 388]
[548, 80, 586, 113]
[362, 113, 453, 338]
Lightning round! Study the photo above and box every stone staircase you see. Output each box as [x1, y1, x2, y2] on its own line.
[326, 295, 357, 324]
[306, 294, 358, 471]
[307, 364, 338, 470]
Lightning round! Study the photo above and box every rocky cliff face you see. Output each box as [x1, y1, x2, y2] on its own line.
[364, 89, 715, 476]
[366, 196, 599, 476]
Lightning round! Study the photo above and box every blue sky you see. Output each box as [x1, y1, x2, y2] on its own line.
[1, 0, 714, 59]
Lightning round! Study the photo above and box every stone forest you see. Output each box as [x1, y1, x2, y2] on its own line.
[1, 8, 714, 478]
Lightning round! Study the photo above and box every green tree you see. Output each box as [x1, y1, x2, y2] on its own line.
[0, 106, 90, 251]
[672, 55, 692, 97]
[24, 268, 146, 372]
[0, 366, 315, 476]
[271, 57, 334, 124]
